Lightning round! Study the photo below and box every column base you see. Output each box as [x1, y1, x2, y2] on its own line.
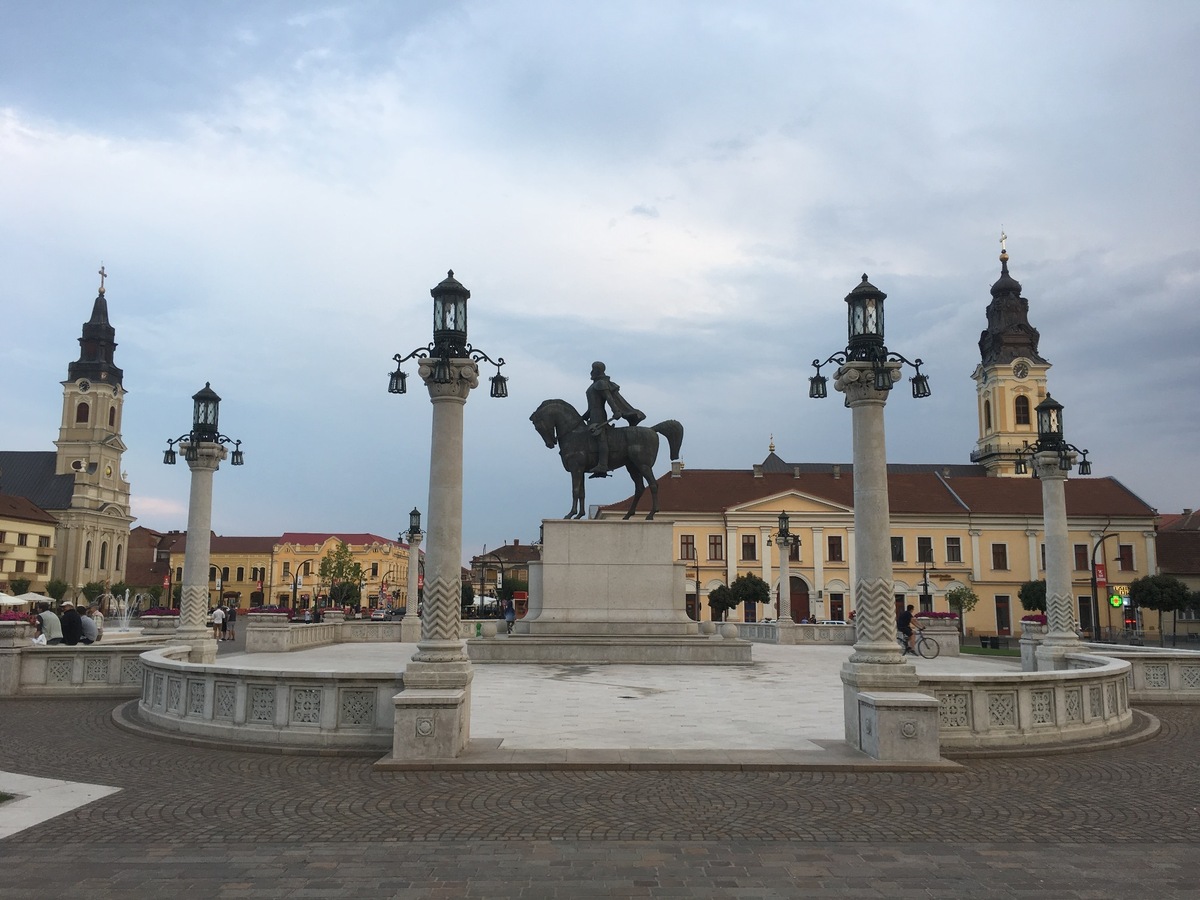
[856, 691, 941, 762]
[1035, 638, 1084, 672]
[841, 658, 919, 749]
[171, 628, 218, 664]
[391, 686, 472, 760]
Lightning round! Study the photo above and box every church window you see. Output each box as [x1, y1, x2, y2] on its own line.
[100, 541, 108, 569]
[983, 400, 992, 430]
[115, 545, 122, 569]
[108, 407, 116, 427]
[84, 541, 92, 568]
[76, 402, 90, 423]
[1015, 395, 1031, 425]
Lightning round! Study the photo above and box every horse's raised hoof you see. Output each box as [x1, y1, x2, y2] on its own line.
[646, 513, 655, 520]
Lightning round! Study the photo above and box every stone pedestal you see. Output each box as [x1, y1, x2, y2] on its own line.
[0, 622, 34, 649]
[1020, 621, 1048, 671]
[468, 519, 750, 664]
[1034, 450, 1082, 671]
[174, 442, 225, 665]
[856, 692, 941, 762]
[915, 618, 961, 657]
[391, 688, 470, 760]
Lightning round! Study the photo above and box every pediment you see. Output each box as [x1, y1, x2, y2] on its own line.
[729, 490, 852, 516]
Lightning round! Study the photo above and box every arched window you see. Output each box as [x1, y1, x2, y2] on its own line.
[236, 566, 245, 582]
[983, 399, 992, 431]
[221, 567, 230, 582]
[76, 402, 90, 423]
[115, 544, 123, 570]
[108, 407, 116, 427]
[84, 540, 92, 568]
[99, 541, 108, 570]
[175, 566, 183, 582]
[1015, 395, 1031, 426]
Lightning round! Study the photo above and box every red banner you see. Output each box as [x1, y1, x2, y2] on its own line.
[1094, 564, 1107, 590]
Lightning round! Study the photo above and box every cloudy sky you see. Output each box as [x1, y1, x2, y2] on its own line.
[3, 1, 1198, 561]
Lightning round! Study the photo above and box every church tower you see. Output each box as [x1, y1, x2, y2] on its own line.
[970, 238, 1051, 476]
[52, 267, 134, 586]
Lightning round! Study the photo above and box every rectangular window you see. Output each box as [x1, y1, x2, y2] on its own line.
[36, 561, 49, 575]
[0, 531, 5, 543]
[1118, 544, 1135, 571]
[827, 535, 843, 562]
[708, 535, 723, 560]
[37, 534, 51, 548]
[917, 536, 933, 564]
[741, 534, 757, 561]
[828, 593, 845, 621]
[789, 540, 800, 562]
[17, 533, 28, 547]
[991, 543, 1009, 570]
[302, 561, 311, 577]
[370, 562, 379, 578]
[945, 537, 962, 563]
[1074, 544, 1089, 571]
[890, 537, 905, 563]
[680, 535, 696, 560]
[1040, 543, 1046, 571]
[14, 560, 26, 572]
[236, 566, 245, 582]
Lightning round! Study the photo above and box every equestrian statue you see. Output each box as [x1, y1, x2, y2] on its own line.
[531, 361, 684, 520]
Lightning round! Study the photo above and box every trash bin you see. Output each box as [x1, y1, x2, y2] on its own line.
[988, 636, 1000, 650]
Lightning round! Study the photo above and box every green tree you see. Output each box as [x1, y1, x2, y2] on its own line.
[9, 576, 31, 595]
[1130, 574, 1190, 640]
[729, 573, 771, 615]
[461, 582, 475, 615]
[318, 542, 363, 609]
[946, 585, 980, 635]
[46, 579, 70, 601]
[109, 581, 130, 600]
[706, 584, 737, 621]
[1018, 580, 1047, 612]
[81, 581, 107, 602]
[145, 585, 164, 604]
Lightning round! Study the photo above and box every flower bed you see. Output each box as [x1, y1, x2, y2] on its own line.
[0, 610, 32, 622]
[916, 612, 960, 620]
[140, 607, 180, 617]
[1020, 614, 1048, 625]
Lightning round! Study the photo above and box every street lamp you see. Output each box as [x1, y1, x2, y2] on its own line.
[387, 272, 509, 759]
[403, 507, 423, 617]
[809, 274, 930, 750]
[766, 511, 801, 622]
[1090, 532, 1119, 642]
[1013, 395, 1095, 668]
[289, 558, 318, 611]
[161, 383, 244, 663]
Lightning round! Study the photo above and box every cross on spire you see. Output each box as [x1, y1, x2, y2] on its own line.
[98, 263, 107, 295]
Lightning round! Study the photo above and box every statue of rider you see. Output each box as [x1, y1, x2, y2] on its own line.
[582, 361, 645, 477]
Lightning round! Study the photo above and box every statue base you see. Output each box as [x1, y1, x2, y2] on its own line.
[467, 519, 750, 665]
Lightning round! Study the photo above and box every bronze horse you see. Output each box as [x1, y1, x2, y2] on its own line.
[531, 399, 684, 520]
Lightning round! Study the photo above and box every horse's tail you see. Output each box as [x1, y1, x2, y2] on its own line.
[652, 420, 684, 461]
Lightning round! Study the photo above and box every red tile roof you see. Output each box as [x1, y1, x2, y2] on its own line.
[601, 465, 1156, 518]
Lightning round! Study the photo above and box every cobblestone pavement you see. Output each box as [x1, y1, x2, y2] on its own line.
[1, 699, 1197, 897]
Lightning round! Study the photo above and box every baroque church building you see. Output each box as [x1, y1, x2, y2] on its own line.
[0, 271, 134, 593]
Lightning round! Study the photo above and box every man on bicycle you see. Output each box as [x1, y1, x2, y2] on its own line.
[898, 604, 918, 655]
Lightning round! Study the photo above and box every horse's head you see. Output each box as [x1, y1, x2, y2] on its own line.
[530, 403, 558, 449]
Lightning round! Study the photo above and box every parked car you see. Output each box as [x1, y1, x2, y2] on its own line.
[817, 619, 848, 625]
[370, 608, 387, 621]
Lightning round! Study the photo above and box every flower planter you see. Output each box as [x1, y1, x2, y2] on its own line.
[1019, 620, 1049, 671]
[914, 617, 961, 656]
[139, 616, 180, 634]
[0, 621, 34, 648]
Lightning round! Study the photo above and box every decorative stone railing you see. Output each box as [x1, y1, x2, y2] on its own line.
[1081, 645, 1200, 703]
[136, 645, 402, 751]
[919, 652, 1134, 751]
[244, 614, 506, 653]
[736, 622, 856, 645]
[0, 629, 160, 698]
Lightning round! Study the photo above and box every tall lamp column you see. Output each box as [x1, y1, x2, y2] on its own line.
[1016, 395, 1092, 670]
[768, 512, 800, 623]
[810, 275, 931, 751]
[162, 383, 244, 664]
[387, 271, 507, 759]
[405, 508, 423, 616]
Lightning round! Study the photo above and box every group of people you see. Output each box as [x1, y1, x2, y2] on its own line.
[210, 603, 237, 641]
[33, 600, 103, 646]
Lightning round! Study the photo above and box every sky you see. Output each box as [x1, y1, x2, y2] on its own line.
[3, 1, 1198, 563]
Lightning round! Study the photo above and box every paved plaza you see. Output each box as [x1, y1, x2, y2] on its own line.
[1, 641, 1197, 897]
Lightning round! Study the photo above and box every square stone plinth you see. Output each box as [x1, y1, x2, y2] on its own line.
[392, 688, 469, 760]
[857, 691, 941, 762]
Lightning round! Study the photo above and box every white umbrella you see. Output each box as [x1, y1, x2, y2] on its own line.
[0, 593, 28, 607]
[14, 592, 51, 605]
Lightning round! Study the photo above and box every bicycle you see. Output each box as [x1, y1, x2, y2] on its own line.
[898, 628, 940, 659]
